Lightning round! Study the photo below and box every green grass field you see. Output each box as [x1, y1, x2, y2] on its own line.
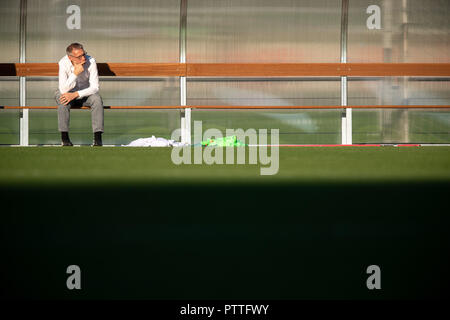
[1, 147, 449, 300]
[1, 147, 450, 184]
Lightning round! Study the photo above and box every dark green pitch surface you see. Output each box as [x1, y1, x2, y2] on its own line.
[1, 147, 449, 299]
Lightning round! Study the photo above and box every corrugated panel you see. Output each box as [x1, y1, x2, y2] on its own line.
[350, 77, 450, 143]
[26, 78, 180, 144]
[26, 0, 180, 62]
[0, 79, 20, 144]
[348, 0, 450, 63]
[0, 0, 20, 62]
[187, 0, 342, 62]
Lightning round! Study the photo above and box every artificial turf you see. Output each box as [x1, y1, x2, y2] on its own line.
[1, 147, 449, 300]
[0, 146, 449, 185]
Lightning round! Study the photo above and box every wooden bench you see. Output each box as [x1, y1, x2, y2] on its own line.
[1, 62, 450, 77]
[1, 63, 450, 144]
[1, 62, 449, 110]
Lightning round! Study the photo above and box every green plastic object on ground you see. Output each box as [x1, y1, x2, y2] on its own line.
[201, 135, 247, 147]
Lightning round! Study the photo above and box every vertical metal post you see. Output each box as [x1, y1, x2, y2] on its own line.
[340, 0, 351, 144]
[19, 0, 28, 146]
[179, 0, 190, 144]
[382, 0, 393, 143]
[402, 0, 409, 142]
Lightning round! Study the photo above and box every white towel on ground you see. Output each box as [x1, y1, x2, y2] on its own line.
[123, 136, 186, 147]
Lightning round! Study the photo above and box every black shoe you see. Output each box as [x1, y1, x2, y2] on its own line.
[61, 132, 73, 146]
[92, 131, 103, 147]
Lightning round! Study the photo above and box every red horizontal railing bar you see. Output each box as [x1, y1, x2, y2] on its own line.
[2, 105, 450, 110]
[1, 63, 450, 77]
[189, 105, 450, 109]
[0, 63, 186, 76]
[1, 106, 184, 109]
[187, 63, 450, 77]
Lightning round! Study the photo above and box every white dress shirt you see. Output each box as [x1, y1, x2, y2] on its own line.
[58, 54, 99, 99]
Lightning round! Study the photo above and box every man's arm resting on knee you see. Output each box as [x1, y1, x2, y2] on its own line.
[59, 91, 79, 105]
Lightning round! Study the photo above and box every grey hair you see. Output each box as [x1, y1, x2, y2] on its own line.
[66, 43, 84, 55]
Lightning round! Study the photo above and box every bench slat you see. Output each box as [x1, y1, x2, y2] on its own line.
[2, 105, 450, 109]
[1, 63, 450, 77]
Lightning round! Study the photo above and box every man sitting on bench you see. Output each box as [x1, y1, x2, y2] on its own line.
[56, 42, 103, 146]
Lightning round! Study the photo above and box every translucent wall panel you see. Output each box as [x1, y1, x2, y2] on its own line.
[407, 0, 450, 62]
[408, 79, 450, 106]
[0, 1, 20, 144]
[192, 109, 341, 144]
[28, 109, 180, 145]
[27, 79, 180, 144]
[104, 109, 180, 144]
[188, 79, 341, 144]
[0, 0, 20, 62]
[187, 0, 341, 62]
[26, 78, 180, 106]
[100, 78, 180, 107]
[0, 79, 20, 144]
[187, 79, 340, 106]
[26, 0, 180, 62]
[350, 78, 450, 143]
[348, 0, 450, 62]
[0, 79, 20, 106]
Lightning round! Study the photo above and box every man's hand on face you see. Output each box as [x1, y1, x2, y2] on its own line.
[59, 92, 79, 105]
[73, 61, 85, 76]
